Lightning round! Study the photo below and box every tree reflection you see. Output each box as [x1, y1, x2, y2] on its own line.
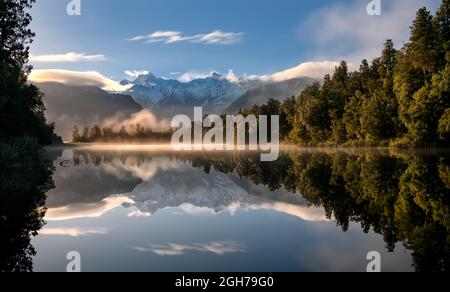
[189, 150, 450, 272]
[0, 137, 55, 272]
[65, 148, 449, 272]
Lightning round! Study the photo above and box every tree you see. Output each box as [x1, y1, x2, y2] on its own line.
[81, 126, 89, 142]
[89, 124, 103, 141]
[394, 7, 446, 145]
[72, 126, 81, 142]
[119, 126, 128, 139]
[433, 0, 449, 71]
[343, 92, 364, 140]
[280, 97, 296, 140]
[0, 0, 54, 144]
[439, 109, 450, 142]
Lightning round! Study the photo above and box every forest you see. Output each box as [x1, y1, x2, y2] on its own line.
[241, 2, 449, 148]
[71, 123, 173, 143]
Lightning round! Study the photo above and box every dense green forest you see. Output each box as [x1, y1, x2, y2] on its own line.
[243, 2, 449, 148]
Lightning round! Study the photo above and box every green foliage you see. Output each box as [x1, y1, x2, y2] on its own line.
[439, 109, 450, 142]
[277, 2, 449, 147]
[0, 0, 55, 144]
[185, 150, 450, 271]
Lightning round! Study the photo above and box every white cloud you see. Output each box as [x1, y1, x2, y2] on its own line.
[29, 52, 106, 63]
[125, 70, 150, 78]
[225, 69, 239, 83]
[40, 227, 107, 237]
[129, 30, 245, 45]
[178, 71, 214, 82]
[178, 61, 344, 84]
[45, 196, 134, 221]
[177, 69, 241, 83]
[133, 241, 246, 256]
[29, 69, 132, 92]
[260, 61, 342, 81]
[300, 0, 441, 63]
[127, 210, 152, 217]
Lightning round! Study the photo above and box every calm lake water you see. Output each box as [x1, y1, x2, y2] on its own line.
[3, 146, 449, 272]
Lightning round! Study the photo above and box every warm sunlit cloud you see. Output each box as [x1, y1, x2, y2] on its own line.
[29, 69, 132, 92]
[269, 61, 342, 81]
[40, 227, 107, 237]
[129, 30, 245, 45]
[29, 52, 106, 63]
[45, 196, 134, 221]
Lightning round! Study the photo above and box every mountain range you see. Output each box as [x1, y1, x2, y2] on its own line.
[122, 72, 316, 118]
[225, 76, 316, 113]
[38, 72, 316, 138]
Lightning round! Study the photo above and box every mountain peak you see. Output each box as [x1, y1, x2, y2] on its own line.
[209, 72, 224, 79]
[132, 72, 165, 88]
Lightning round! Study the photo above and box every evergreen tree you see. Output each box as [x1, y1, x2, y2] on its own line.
[0, 0, 54, 144]
[394, 7, 447, 145]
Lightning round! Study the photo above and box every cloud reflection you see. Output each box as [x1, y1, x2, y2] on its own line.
[133, 241, 246, 256]
[40, 227, 107, 237]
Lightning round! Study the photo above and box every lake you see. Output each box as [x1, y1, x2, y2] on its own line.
[2, 146, 449, 272]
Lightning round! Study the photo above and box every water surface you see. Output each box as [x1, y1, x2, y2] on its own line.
[3, 146, 449, 272]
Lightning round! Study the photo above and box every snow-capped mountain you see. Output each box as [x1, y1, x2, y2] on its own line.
[122, 71, 255, 118]
[121, 71, 316, 119]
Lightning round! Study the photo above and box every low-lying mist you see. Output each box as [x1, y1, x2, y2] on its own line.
[102, 109, 171, 134]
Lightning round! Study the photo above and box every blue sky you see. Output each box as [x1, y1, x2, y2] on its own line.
[29, 0, 441, 83]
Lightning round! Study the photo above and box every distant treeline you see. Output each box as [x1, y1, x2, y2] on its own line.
[242, 2, 449, 148]
[72, 124, 173, 143]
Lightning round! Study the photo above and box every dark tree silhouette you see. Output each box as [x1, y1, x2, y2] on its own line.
[0, 0, 54, 144]
[0, 137, 55, 271]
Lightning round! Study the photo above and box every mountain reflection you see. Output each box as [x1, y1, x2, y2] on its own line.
[2, 144, 449, 272]
[0, 138, 56, 272]
[48, 148, 449, 272]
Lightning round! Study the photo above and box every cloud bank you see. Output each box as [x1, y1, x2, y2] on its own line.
[30, 52, 106, 63]
[129, 30, 245, 45]
[29, 69, 132, 92]
[258, 61, 341, 81]
[29, 61, 339, 94]
[177, 62, 338, 84]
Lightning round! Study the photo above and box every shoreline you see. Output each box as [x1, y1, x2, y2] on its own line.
[46, 143, 450, 155]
